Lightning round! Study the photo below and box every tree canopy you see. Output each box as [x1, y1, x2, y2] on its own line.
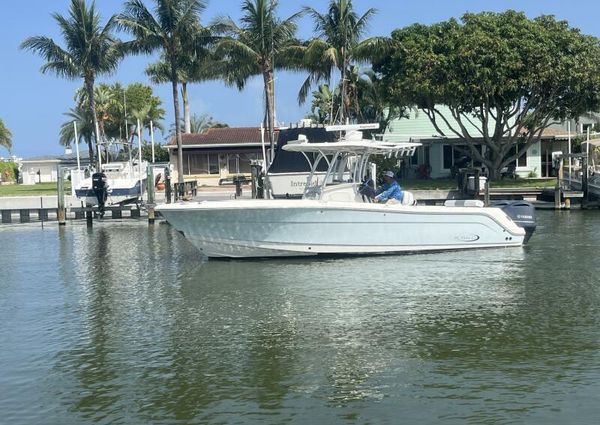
[375, 10, 600, 178]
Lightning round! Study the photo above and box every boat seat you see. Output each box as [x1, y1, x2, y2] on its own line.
[401, 191, 417, 206]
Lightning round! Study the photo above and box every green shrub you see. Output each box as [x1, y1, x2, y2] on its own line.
[0, 162, 17, 182]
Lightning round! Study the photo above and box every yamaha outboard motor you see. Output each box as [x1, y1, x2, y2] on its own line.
[491, 200, 536, 243]
[92, 172, 108, 218]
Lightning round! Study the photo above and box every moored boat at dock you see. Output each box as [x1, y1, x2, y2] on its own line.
[74, 161, 147, 206]
[157, 124, 533, 258]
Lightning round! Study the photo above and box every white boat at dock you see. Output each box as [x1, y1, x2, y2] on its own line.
[157, 124, 534, 258]
[74, 160, 147, 206]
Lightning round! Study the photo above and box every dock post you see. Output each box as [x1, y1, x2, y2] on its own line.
[555, 156, 564, 210]
[147, 166, 155, 224]
[582, 155, 589, 203]
[251, 163, 258, 199]
[474, 169, 481, 200]
[165, 167, 172, 204]
[1, 210, 12, 224]
[86, 210, 93, 227]
[57, 166, 67, 225]
[19, 209, 30, 223]
[484, 179, 490, 206]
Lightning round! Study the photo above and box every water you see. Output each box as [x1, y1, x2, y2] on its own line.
[1, 211, 600, 424]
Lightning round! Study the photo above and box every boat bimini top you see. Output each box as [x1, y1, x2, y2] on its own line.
[281, 123, 421, 200]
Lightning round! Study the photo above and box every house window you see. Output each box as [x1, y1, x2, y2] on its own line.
[182, 153, 222, 174]
[509, 145, 527, 167]
[443, 145, 453, 169]
[443, 144, 482, 169]
[228, 154, 241, 174]
[208, 154, 219, 174]
[410, 148, 419, 165]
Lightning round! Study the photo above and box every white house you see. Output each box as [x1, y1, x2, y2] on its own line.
[19, 148, 90, 184]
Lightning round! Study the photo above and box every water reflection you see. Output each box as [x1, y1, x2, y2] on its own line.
[2, 212, 600, 423]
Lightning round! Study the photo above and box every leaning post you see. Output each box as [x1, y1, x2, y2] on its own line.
[147, 166, 155, 224]
[57, 166, 66, 225]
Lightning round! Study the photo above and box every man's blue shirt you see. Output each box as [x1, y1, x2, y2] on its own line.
[375, 180, 403, 202]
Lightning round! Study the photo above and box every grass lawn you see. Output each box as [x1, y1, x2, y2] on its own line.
[402, 178, 556, 190]
[0, 182, 71, 197]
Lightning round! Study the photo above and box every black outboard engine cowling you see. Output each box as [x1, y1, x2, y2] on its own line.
[491, 200, 536, 244]
[92, 172, 108, 217]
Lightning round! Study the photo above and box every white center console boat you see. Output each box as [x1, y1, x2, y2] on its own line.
[157, 124, 532, 258]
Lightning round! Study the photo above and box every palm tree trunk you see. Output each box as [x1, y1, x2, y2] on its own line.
[84, 75, 98, 167]
[182, 82, 191, 133]
[263, 68, 276, 166]
[171, 64, 185, 187]
[339, 47, 347, 124]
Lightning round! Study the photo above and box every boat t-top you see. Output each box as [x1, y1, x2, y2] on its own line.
[157, 124, 535, 258]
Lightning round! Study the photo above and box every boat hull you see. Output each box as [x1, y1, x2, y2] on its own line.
[157, 200, 525, 258]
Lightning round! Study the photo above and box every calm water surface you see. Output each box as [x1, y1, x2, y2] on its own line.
[1, 211, 600, 424]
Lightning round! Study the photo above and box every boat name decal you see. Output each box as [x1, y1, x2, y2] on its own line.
[454, 233, 480, 242]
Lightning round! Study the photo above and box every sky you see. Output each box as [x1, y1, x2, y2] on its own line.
[1, 0, 600, 158]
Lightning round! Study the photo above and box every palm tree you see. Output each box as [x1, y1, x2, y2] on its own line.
[146, 51, 223, 134]
[21, 0, 123, 166]
[213, 0, 303, 164]
[0, 118, 12, 152]
[118, 0, 212, 186]
[307, 84, 336, 124]
[301, 0, 382, 123]
[168, 113, 225, 137]
[59, 106, 93, 151]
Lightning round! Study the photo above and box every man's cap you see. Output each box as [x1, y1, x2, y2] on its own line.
[384, 170, 395, 178]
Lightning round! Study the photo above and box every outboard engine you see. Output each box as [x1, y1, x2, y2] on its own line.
[92, 172, 108, 218]
[491, 200, 536, 243]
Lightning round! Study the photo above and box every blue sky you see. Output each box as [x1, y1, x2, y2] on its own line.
[1, 0, 600, 158]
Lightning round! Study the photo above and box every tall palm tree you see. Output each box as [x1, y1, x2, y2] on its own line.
[118, 0, 212, 186]
[21, 0, 123, 166]
[301, 0, 382, 123]
[0, 118, 12, 152]
[213, 0, 303, 164]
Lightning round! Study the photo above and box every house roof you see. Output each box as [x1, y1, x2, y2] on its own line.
[21, 150, 91, 165]
[537, 125, 573, 140]
[166, 127, 279, 148]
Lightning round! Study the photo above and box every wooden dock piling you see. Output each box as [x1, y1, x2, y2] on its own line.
[57, 166, 66, 225]
[147, 166, 155, 224]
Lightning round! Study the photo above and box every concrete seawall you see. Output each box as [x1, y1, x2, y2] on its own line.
[0, 195, 80, 210]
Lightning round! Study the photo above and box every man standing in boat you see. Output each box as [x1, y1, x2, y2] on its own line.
[374, 171, 404, 204]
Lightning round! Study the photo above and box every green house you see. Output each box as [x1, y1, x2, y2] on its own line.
[383, 106, 543, 179]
